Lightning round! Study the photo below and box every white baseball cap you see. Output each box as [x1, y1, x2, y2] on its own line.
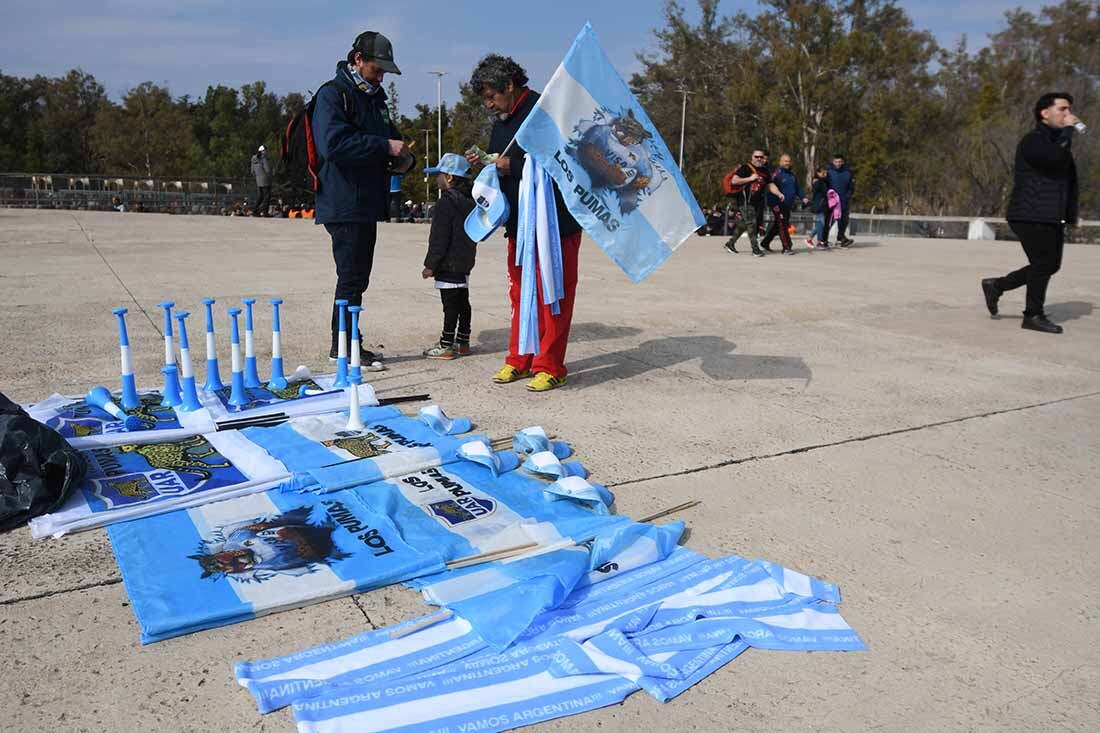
[258, 145, 266, 152]
[464, 165, 510, 242]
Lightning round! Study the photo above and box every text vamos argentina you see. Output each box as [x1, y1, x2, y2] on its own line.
[321, 499, 394, 556]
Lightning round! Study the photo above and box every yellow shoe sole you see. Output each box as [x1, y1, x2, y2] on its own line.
[492, 367, 530, 384]
[526, 374, 567, 392]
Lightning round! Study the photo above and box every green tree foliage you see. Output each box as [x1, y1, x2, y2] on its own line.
[633, 0, 1097, 217]
[0, 69, 104, 172]
[91, 82, 194, 177]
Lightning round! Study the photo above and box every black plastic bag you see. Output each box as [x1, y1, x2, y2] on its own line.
[1, 391, 86, 532]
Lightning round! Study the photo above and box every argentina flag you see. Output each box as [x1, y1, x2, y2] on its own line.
[515, 23, 705, 283]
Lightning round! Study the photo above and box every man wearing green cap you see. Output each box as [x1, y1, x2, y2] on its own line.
[313, 31, 414, 363]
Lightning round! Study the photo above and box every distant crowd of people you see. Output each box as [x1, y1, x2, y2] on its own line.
[711, 151, 856, 256]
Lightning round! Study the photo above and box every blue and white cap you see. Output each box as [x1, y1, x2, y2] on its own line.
[424, 153, 471, 178]
[464, 164, 510, 242]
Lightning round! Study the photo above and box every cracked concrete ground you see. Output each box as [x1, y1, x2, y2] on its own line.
[1, 209, 1097, 732]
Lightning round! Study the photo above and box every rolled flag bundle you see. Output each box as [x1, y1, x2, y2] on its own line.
[242, 298, 261, 388]
[111, 307, 141, 410]
[544, 475, 614, 512]
[84, 386, 143, 432]
[513, 426, 571, 458]
[173, 311, 203, 412]
[456, 439, 520, 477]
[418, 404, 472, 436]
[333, 299, 349, 388]
[201, 298, 224, 392]
[268, 298, 287, 389]
[158, 301, 181, 406]
[226, 308, 249, 408]
[523, 451, 587, 480]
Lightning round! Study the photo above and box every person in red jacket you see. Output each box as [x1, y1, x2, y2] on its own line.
[465, 54, 582, 393]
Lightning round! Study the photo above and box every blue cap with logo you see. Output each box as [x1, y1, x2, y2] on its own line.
[463, 165, 510, 242]
[424, 153, 471, 178]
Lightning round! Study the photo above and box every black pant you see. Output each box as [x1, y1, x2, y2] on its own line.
[326, 222, 377, 347]
[254, 185, 271, 216]
[996, 221, 1064, 317]
[761, 205, 793, 250]
[439, 288, 471, 347]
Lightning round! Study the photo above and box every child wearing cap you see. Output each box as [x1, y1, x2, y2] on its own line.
[421, 153, 478, 359]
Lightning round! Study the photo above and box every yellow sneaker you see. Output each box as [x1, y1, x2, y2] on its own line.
[526, 372, 567, 392]
[492, 364, 530, 384]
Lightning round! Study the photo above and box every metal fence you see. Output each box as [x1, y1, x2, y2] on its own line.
[0, 173, 257, 215]
[4, 173, 1099, 241]
[698, 206, 1100, 243]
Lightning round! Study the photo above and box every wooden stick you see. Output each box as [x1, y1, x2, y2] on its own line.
[389, 609, 454, 639]
[445, 542, 539, 569]
[637, 500, 701, 524]
[377, 393, 431, 406]
[488, 432, 560, 449]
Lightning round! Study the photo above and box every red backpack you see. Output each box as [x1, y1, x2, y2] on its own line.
[722, 164, 761, 197]
[281, 82, 348, 194]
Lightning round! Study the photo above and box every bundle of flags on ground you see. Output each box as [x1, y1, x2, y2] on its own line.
[235, 547, 864, 731]
[18, 381, 865, 730]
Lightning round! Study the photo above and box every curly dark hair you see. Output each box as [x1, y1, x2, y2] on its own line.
[469, 54, 529, 95]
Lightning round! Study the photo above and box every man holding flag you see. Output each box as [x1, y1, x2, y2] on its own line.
[466, 54, 583, 393]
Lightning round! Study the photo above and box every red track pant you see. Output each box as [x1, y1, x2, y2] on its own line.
[504, 232, 581, 379]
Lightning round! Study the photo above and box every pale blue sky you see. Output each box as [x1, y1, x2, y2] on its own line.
[1, 0, 1044, 114]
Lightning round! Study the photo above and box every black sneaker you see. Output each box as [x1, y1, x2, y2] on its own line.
[329, 345, 385, 362]
[724, 240, 738, 254]
[760, 244, 773, 252]
[1021, 315, 1063, 334]
[839, 237, 853, 247]
[981, 278, 1001, 317]
[752, 248, 765, 257]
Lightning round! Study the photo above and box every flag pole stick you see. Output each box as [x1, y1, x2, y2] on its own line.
[389, 609, 454, 639]
[637, 500, 701, 524]
[444, 542, 539, 569]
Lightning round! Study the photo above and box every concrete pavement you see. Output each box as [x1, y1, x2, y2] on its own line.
[0, 209, 1097, 731]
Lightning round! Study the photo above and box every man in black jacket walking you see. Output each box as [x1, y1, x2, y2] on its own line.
[313, 30, 414, 361]
[982, 93, 1081, 334]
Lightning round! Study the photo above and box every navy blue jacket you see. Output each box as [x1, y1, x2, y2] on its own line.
[313, 62, 405, 225]
[767, 167, 805, 209]
[826, 165, 854, 207]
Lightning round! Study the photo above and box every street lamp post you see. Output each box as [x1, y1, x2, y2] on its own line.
[422, 129, 431, 202]
[428, 70, 447, 200]
[677, 85, 694, 172]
